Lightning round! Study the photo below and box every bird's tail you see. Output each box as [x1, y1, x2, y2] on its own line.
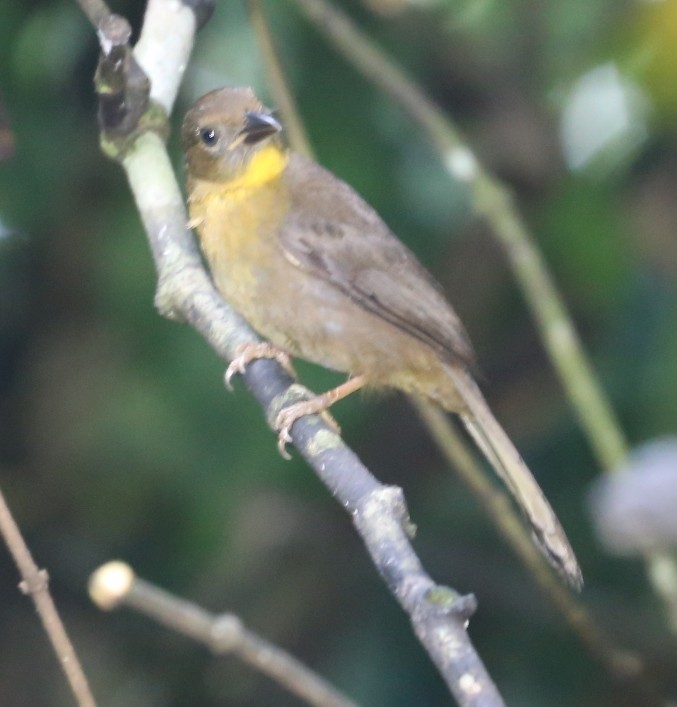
[448, 369, 582, 589]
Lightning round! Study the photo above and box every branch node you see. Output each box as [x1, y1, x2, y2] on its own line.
[359, 486, 417, 539]
[154, 274, 184, 321]
[210, 614, 244, 653]
[97, 13, 131, 56]
[94, 13, 153, 147]
[458, 672, 483, 698]
[425, 586, 477, 622]
[88, 560, 135, 610]
[18, 568, 49, 596]
[99, 101, 171, 164]
[305, 427, 343, 455]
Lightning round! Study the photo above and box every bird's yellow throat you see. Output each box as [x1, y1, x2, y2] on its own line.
[222, 144, 288, 193]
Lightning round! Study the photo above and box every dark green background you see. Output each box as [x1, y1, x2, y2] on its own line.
[2, 0, 677, 704]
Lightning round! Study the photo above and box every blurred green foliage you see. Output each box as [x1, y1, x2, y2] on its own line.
[2, 0, 677, 705]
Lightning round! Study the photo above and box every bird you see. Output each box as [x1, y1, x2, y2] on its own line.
[181, 86, 582, 589]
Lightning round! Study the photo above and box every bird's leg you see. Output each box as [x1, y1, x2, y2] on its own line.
[276, 374, 368, 456]
[225, 342, 296, 390]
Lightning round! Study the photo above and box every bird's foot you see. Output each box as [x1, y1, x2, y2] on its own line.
[274, 375, 367, 458]
[275, 398, 342, 458]
[225, 342, 295, 390]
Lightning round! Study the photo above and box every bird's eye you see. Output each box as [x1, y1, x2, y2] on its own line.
[200, 128, 219, 147]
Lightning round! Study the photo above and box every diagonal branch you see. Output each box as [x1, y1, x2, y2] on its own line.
[123, 124, 503, 707]
[89, 562, 357, 707]
[75, 0, 508, 703]
[0, 488, 97, 707]
[246, 0, 313, 158]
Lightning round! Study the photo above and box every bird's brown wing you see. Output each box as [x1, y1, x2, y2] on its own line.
[278, 154, 475, 370]
[280, 157, 582, 588]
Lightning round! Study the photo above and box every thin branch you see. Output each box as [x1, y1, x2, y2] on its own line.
[0, 487, 97, 707]
[246, 0, 314, 158]
[288, 0, 677, 636]
[77, 0, 149, 139]
[76, 1, 508, 703]
[89, 562, 357, 707]
[91, 10, 150, 137]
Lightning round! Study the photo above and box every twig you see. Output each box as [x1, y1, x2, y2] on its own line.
[288, 0, 677, 637]
[89, 562, 357, 707]
[0, 487, 97, 707]
[93, 10, 150, 137]
[246, 0, 313, 158]
[76, 1, 508, 703]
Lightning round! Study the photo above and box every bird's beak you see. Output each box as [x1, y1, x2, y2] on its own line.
[241, 111, 282, 144]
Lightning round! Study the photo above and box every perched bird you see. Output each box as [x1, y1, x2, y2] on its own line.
[182, 86, 582, 589]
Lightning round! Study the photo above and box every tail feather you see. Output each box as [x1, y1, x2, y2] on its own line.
[450, 370, 582, 589]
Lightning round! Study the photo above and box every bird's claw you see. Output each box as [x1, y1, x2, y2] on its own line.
[275, 404, 305, 460]
[225, 342, 295, 391]
[276, 419, 294, 460]
[224, 358, 246, 391]
[274, 400, 341, 459]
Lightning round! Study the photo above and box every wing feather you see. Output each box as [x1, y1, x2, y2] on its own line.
[278, 154, 475, 369]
